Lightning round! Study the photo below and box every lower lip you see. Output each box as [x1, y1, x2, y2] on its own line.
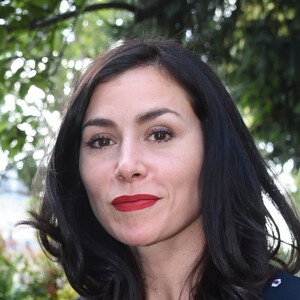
[112, 194, 160, 212]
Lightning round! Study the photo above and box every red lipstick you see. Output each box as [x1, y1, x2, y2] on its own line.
[112, 194, 160, 212]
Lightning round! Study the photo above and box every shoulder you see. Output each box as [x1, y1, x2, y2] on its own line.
[263, 270, 300, 300]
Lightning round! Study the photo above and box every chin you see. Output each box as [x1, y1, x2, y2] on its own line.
[119, 235, 154, 247]
[114, 230, 160, 247]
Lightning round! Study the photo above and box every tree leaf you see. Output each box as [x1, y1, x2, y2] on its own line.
[19, 83, 29, 99]
[0, 6, 14, 19]
[0, 26, 7, 48]
[0, 121, 10, 133]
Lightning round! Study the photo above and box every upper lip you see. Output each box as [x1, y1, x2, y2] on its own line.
[112, 194, 160, 204]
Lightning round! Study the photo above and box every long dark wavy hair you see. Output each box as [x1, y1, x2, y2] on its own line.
[25, 39, 300, 299]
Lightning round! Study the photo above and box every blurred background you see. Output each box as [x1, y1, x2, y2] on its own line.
[0, 0, 299, 298]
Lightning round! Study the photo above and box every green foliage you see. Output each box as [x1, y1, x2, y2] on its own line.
[0, 233, 78, 299]
[228, 0, 300, 167]
[292, 170, 300, 208]
[0, 235, 15, 299]
[0, 0, 299, 191]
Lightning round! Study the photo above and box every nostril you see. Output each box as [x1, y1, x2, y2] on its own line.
[114, 161, 148, 181]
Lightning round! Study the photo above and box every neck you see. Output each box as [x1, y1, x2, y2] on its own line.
[132, 218, 205, 300]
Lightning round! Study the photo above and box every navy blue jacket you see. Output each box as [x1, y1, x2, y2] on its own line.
[263, 271, 300, 299]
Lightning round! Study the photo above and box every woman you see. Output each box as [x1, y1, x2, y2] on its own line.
[27, 39, 300, 299]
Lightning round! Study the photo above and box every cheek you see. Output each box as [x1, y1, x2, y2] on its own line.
[79, 155, 105, 212]
[170, 145, 203, 203]
[79, 153, 110, 188]
[160, 155, 202, 213]
[172, 148, 203, 184]
[79, 163, 109, 228]
[79, 154, 116, 218]
[79, 155, 93, 193]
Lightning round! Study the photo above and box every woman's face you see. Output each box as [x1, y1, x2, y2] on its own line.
[79, 66, 204, 246]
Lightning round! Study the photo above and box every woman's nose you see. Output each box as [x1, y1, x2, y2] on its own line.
[114, 140, 148, 182]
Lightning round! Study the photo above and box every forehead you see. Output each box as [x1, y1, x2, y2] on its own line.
[84, 66, 195, 121]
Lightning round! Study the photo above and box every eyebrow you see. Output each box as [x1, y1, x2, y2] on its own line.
[134, 108, 181, 125]
[82, 107, 181, 130]
[82, 118, 116, 130]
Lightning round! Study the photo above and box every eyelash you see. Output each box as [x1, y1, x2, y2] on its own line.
[147, 127, 175, 142]
[85, 127, 175, 149]
[86, 135, 114, 149]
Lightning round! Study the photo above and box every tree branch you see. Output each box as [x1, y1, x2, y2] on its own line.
[30, 2, 137, 29]
[6, 0, 174, 32]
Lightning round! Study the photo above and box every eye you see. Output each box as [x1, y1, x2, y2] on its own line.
[86, 135, 115, 149]
[148, 127, 175, 142]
